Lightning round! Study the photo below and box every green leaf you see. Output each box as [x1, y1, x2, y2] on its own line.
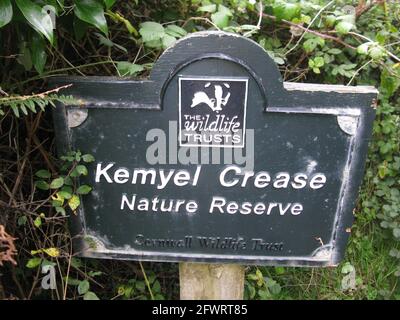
[328, 48, 342, 55]
[35, 169, 51, 179]
[303, 38, 320, 53]
[314, 56, 325, 68]
[26, 257, 42, 268]
[83, 291, 100, 300]
[135, 281, 145, 291]
[17, 42, 32, 71]
[77, 185, 92, 195]
[116, 62, 144, 76]
[18, 215, 27, 226]
[35, 180, 49, 190]
[103, 0, 116, 9]
[15, 0, 54, 44]
[68, 194, 81, 211]
[65, 277, 82, 286]
[64, 176, 73, 186]
[258, 289, 270, 300]
[165, 25, 187, 38]
[34, 216, 42, 228]
[78, 280, 90, 295]
[217, 5, 233, 17]
[55, 206, 66, 216]
[162, 34, 176, 49]
[273, 2, 301, 21]
[88, 271, 102, 277]
[197, 4, 216, 13]
[76, 165, 88, 176]
[335, 21, 353, 35]
[82, 154, 95, 162]
[74, 0, 108, 35]
[139, 21, 165, 43]
[369, 46, 385, 60]
[50, 177, 64, 189]
[57, 190, 72, 199]
[211, 11, 230, 29]
[357, 42, 370, 55]
[0, 0, 13, 28]
[31, 34, 47, 74]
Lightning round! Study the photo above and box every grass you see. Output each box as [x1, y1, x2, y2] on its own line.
[249, 221, 399, 300]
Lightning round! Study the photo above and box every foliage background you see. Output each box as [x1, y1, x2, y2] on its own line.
[0, 0, 399, 300]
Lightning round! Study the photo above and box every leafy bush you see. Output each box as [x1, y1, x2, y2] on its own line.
[0, 0, 399, 299]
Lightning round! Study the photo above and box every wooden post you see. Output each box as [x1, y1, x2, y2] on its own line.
[179, 263, 245, 300]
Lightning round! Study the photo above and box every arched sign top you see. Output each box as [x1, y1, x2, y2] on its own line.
[151, 31, 285, 105]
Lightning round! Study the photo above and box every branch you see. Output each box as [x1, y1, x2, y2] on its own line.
[262, 13, 357, 51]
[0, 84, 73, 104]
[356, 0, 384, 19]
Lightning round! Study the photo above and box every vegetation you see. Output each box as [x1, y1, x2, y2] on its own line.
[0, 0, 399, 300]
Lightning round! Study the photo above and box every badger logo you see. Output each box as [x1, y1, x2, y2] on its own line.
[179, 76, 248, 148]
[190, 83, 231, 112]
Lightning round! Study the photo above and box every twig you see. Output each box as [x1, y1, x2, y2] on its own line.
[262, 14, 356, 50]
[0, 84, 73, 104]
[285, 0, 334, 56]
[347, 59, 373, 86]
[139, 261, 154, 300]
[356, 0, 384, 19]
[243, 1, 263, 37]
[348, 31, 400, 63]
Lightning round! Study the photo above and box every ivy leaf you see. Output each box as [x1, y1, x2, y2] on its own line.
[197, 4, 216, 13]
[26, 257, 42, 268]
[34, 216, 42, 228]
[165, 25, 187, 38]
[335, 21, 353, 35]
[313, 57, 325, 68]
[76, 165, 88, 176]
[0, 0, 13, 28]
[139, 21, 165, 43]
[162, 34, 176, 49]
[83, 291, 100, 300]
[35, 169, 51, 179]
[57, 190, 72, 200]
[82, 154, 95, 162]
[273, 2, 301, 21]
[77, 185, 92, 195]
[116, 62, 144, 76]
[211, 11, 230, 29]
[35, 180, 50, 190]
[78, 280, 90, 295]
[68, 195, 81, 211]
[74, 0, 108, 35]
[303, 37, 324, 53]
[55, 206, 66, 216]
[15, 0, 54, 44]
[50, 177, 64, 189]
[369, 46, 385, 60]
[18, 215, 27, 226]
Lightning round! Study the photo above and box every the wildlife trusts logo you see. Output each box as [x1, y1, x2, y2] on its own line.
[178, 76, 248, 148]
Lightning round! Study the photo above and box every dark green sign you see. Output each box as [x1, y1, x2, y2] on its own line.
[52, 32, 377, 266]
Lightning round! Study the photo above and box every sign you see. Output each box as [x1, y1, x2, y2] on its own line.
[52, 32, 377, 266]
